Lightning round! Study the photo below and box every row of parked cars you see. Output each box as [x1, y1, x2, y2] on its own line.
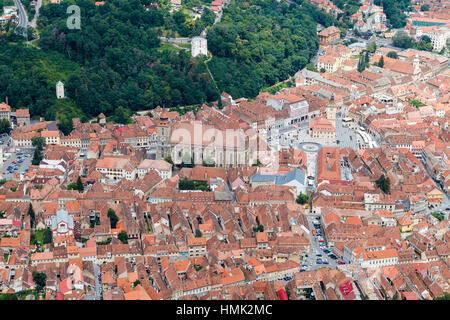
[6, 152, 30, 174]
[312, 217, 344, 266]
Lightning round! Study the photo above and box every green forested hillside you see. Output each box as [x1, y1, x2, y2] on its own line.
[0, 39, 81, 119]
[37, 0, 219, 119]
[207, 0, 338, 98]
[0, 0, 339, 121]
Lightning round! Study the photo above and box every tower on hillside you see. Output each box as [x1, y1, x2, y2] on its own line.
[56, 81, 65, 99]
[191, 37, 208, 57]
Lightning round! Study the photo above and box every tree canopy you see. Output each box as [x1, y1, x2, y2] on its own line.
[32, 271, 46, 293]
[434, 292, 450, 300]
[118, 230, 128, 244]
[43, 228, 53, 244]
[207, 0, 337, 98]
[107, 208, 119, 229]
[375, 174, 391, 194]
[296, 193, 309, 205]
[28, 204, 35, 229]
[392, 31, 415, 49]
[375, 0, 411, 29]
[387, 51, 398, 59]
[0, 119, 11, 135]
[1, 0, 338, 119]
[0, 0, 220, 121]
[378, 56, 384, 68]
[420, 4, 430, 12]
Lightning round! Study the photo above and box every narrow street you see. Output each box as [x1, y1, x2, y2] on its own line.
[93, 263, 102, 300]
[302, 214, 340, 272]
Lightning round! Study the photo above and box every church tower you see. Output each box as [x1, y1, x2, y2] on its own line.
[413, 54, 421, 80]
[326, 95, 337, 127]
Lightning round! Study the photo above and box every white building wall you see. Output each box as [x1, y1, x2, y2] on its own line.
[191, 37, 208, 57]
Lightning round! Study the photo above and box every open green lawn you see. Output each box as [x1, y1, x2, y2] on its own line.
[177, 43, 191, 49]
[431, 212, 444, 221]
[30, 229, 45, 246]
[157, 41, 185, 53]
[262, 81, 290, 94]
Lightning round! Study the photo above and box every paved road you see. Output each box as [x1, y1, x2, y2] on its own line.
[345, 29, 403, 51]
[419, 157, 450, 217]
[312, 47, 326, 66]
[93, 263, 103, 300]
[302, 214, 341, 272]
[335, 115, 359, 150]
[13, 0, 28, 32]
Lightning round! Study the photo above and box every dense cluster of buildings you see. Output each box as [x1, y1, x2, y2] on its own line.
[407, 1, 450, 52]
[0, 99, 31, 129]
[351, 2, 388, 34]
[0, 6, 17, 26]
[0, 4, 449, 299]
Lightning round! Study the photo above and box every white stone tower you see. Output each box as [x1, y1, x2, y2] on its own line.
[191, 37, 208, 57]
[56, 81, 65, 99]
